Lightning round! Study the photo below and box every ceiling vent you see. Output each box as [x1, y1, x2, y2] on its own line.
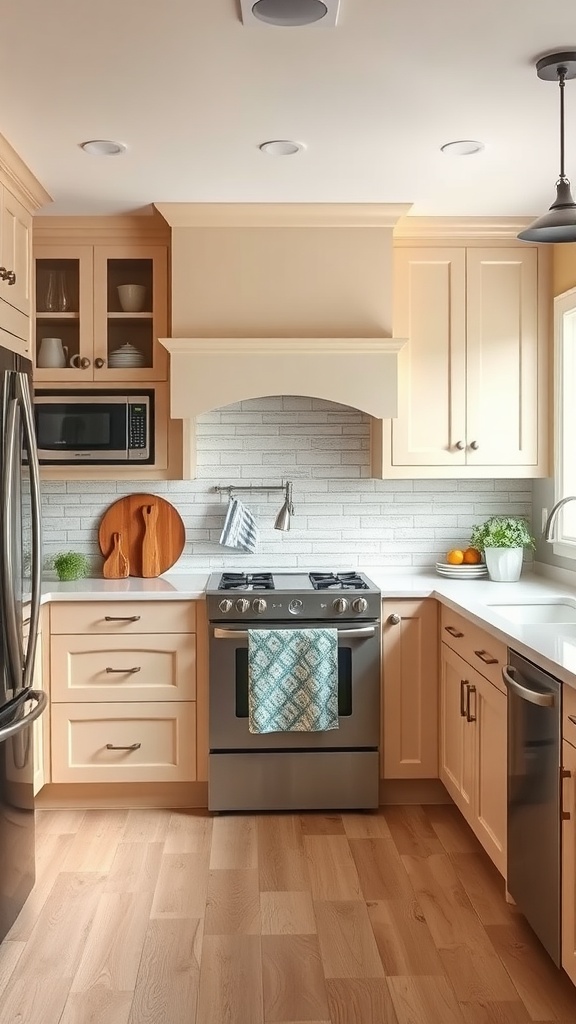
[240, 0, 340, 28]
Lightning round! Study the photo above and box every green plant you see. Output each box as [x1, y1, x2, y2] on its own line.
[470, 516, 536, 552]
[53, 551, 90, 582]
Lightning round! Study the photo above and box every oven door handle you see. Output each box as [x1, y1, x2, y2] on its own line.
[212, 625, 377, 640]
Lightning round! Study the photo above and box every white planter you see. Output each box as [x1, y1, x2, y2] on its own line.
[484, 546, 524, 582]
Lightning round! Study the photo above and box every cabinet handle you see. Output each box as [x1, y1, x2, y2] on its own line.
[5, 270, 15, 286]
[466, 684, 477, 722]
[105, 742, 141, 751]
[460, 679, 468, 717]
[95, 358, 106, 368]
[445, 625, 464, 638]
[562, 768, 571, 820]
[0, 266, 8, 280]
[469, 441, 479, 450]
[455, 440, 465, 450]
[105, 666, 141, 674]
[388, 613, 401, 625]
[80, 357, 91, 369]
[474, 649, 498, 665]
[104, 615, 141, 622]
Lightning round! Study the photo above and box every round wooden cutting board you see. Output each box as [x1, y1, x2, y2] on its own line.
[98, 493, 185, 578]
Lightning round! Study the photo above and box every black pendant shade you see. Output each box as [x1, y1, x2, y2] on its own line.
[518, 52, 576, 244]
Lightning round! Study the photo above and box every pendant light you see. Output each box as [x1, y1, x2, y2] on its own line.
[518, 52, 576, 243]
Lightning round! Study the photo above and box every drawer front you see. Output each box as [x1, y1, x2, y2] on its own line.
[50, 601, 197, 635]
[440, 606, 507, 694]
[51, 701, 196, 783]
[50, 633, 196, 703]
[564, 684, 576, 748]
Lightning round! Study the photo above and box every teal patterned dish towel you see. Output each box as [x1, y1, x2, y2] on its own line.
[248, 628, 339, 733]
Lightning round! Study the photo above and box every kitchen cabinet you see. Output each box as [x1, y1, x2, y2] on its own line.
[440, 608, 507, 875]
[372, 241, 550, 478]
[23, 607, 49, 795]
[48, 600, 197, 784]
[381, 598, 438, 779]
[562, 685, 576, 986]
[33, 217, 169, 382]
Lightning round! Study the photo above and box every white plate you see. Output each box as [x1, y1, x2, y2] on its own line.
[436, 569, 487, 577]
[436, 560, 485, 570]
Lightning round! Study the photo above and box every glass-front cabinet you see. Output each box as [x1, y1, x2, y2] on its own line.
[34, 242, 168, 382]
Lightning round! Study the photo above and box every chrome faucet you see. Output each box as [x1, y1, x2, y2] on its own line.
[543, 496, 576, 541]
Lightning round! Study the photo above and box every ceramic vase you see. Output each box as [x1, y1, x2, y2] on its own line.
[484, 546, 523, 582]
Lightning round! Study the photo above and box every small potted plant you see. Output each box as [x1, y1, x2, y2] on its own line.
[469, 516, 535, 582]
[53, 551, 90, 582]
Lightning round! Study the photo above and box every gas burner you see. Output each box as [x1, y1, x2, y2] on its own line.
[309, 572, 369, 591]
[219, 572, 275, 591]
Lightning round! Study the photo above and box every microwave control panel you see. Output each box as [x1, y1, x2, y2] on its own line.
[128, 403, 148, 456]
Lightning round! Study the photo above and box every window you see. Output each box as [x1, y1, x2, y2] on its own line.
[553, 287, 576, 558]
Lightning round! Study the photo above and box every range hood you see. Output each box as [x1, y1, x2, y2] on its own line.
[155, 202, 411, 477]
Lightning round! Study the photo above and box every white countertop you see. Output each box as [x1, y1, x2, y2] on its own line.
[40, 567, 576, 688]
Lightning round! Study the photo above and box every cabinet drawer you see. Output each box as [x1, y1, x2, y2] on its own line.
[51, 701, 196, 783]
[440, 606, 507, 694]
[50, 601, 196, 635]
[564, 684, 576, 748]
[50, 633, 196, 702]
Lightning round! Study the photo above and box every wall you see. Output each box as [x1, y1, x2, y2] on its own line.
[40, 397, 532, 574]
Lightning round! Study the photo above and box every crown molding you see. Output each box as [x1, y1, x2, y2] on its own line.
[33, 211, 170, 243]
[0, 133, 51, 211]
[154, 202, 413, 229]
[394, 215, 536, 241]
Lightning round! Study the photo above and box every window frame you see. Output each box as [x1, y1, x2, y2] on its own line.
[553, 286, 576, 559]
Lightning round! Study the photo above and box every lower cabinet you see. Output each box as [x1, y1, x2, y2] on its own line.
[562, 689, 576, 986]
[381, 598, 438, 778]
[440, 612, 507, 876]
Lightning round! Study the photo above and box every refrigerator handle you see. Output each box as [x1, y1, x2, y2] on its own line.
[16, 373, 42, 691]
[1, 396, 23, 693]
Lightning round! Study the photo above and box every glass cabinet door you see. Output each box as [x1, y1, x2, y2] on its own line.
[34, 246, 94, 381]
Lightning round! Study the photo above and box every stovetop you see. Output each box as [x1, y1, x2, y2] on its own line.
[206, 571, 381, 622]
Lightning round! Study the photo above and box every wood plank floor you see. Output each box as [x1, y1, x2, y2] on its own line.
[1, 804, 576, 1023]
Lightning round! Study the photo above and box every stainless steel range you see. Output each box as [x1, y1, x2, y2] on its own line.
[207, 571, 381, 812]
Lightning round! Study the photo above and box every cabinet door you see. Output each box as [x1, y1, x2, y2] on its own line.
[562, 738, 576, 986]
[1, 186, 31, 317]
[466, 247, 538, 467]
[439, 644, 474, 817]
[472, 671, 507, 875]
[382, 598, 438, 779]
[391, 248, 467, 466]
[34, 245, 94, 381]
[93, 245, 168, 381]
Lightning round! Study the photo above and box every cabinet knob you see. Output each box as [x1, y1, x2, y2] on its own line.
[5, 270, 15, 285]
[388, 613, 401, 625]
[95, 358, 106, 368]
[469, 440, 479, 450]
[455, 440, 465, 450]
[0, 266, 8, 280]
[80, 357, 91, 369]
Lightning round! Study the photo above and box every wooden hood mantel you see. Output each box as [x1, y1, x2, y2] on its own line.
[159, 336, 406, 478]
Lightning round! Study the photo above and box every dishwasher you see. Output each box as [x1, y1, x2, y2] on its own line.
[503, 650, 562, 965]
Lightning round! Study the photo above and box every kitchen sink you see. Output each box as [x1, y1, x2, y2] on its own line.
[488, 600, 576, 624]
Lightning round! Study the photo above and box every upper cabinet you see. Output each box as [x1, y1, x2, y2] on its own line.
[372, 234, 551, 478]
[33, 217, 169, 382]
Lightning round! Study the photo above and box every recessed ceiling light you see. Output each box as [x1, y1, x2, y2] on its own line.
[259, 140, 304, 155]
[440, 140, 485, 156]
[251, 0, 328, 26]
[80, 140, 127, 156]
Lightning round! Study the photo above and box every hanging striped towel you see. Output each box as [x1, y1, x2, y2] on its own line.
[219, 497, 259, 553]
[248, 628, 339, 733]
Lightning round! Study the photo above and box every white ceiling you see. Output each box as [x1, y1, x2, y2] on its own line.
[2, 0, 576, 217]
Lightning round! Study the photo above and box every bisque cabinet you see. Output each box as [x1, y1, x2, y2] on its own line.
[381, 598, 438, 779]
[372, 239, 550, 478]
[562, 684, 576, 986]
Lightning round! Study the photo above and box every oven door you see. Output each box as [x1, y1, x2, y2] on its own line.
[34, 396, 128, 461]
[209, 620, 380, 750]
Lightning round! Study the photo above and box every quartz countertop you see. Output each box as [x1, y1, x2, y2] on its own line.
[40, 568, 576, 687]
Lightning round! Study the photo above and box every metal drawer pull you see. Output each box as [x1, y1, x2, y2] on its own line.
[213, 625, 376, 640]
[445, 625, 464, 638]
[105, 666, 141, 674]
[105, 742, 141, 751]
[502, 666, 555, 706]
[388, 614, 401, 625]
[562, 768, 571, 820]
[104, 615, 141, 622]
[474, 649, 498, 665]
[466, 684, 477, 722]
[460, 679, 468, 717]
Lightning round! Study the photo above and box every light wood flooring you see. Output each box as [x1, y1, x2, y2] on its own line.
[1, 804, 576, 1023]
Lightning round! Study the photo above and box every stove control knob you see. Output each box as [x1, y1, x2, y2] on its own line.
[289, 599, 303, 616]
[218, 599, 233, 613]
[333, 597, 349, 614]
[252, 598, 267, 613]
[236, 598, 250, 613]
[352, 597, 368, 614]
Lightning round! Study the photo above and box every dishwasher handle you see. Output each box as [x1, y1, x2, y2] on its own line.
[502, 665, 555, 707]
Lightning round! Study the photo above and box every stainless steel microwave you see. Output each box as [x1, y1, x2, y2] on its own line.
[33, 391, 154, 464]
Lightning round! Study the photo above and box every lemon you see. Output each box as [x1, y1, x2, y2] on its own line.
[446, 549, 464, 565]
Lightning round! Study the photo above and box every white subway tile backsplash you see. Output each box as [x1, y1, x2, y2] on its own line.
[40, 397, 534, 572]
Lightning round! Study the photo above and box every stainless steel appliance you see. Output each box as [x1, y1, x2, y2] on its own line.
[33, 390, 153, 464]
[207, 571, 381, 812]
[0, 347, 45, 943]
[503, 650, 562, 965]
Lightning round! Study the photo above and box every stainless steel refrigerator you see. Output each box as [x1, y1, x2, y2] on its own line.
[0, 344, 44, 943]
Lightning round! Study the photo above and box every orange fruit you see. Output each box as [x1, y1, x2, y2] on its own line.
[446, 549, 464, 565]
[463, 546, 482, 565]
